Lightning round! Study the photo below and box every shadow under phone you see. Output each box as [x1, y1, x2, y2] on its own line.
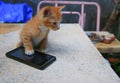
[6, 47, 56, 70]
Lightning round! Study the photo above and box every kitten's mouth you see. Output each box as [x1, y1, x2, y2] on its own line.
[56, 26, 60, 30]
[52, 27, 59, 31]
[57, 24, 60, 29]
[51, 24, 60, 31]
[53, 25, 60, 30]
[57, 26, 60, 29]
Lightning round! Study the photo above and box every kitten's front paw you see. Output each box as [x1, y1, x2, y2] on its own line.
[25, 49, 34, 55]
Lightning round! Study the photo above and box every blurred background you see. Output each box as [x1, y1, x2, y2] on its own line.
[1, 0, 116, 31]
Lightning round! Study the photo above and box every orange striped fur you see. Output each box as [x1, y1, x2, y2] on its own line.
[17, 6, 64, 55]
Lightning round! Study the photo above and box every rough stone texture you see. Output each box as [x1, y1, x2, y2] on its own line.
[0, 24, 119, 83]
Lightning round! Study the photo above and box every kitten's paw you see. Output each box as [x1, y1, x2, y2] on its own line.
[25, 49, 34, 55]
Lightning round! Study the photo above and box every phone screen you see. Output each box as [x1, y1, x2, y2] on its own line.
[6, 47, 56, 70]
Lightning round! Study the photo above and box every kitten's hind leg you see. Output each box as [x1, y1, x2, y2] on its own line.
[39, 31, 49, 53]
[16, 41, 23, 47]
[39, 38, 48, 53]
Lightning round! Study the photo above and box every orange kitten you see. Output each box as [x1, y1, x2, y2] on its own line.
[17, 6, 64, 55]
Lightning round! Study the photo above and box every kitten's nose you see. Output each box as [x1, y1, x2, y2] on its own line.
[53, 22, 57, 25]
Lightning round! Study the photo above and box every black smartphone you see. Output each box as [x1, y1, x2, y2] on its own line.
[6, 47, 56, 70]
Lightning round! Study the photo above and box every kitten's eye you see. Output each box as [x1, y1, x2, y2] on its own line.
[53, 22, 57, 25]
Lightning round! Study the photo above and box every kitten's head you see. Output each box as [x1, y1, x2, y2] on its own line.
[40, 6, 65, 31]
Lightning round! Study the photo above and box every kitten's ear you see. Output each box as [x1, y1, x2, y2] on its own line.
[43, 7, 51, 17]
[57, 5, 65, 11]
